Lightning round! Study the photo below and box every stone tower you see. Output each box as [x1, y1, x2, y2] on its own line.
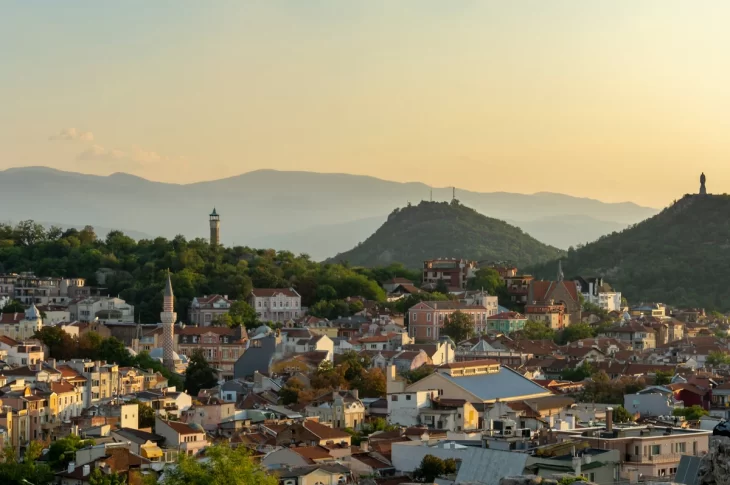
[161, 272, 178, 372]
[700, 172, 707, 195]
[209, 208, 220, 246]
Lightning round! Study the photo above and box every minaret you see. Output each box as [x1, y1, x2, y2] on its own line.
[209, 208, 220, 246]
[161, 272, 178, 372]
[700, 172, 707, 195]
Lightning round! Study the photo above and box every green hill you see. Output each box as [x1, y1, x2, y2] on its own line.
[328, 200, 564, 268]
[529, 194, 730, 310]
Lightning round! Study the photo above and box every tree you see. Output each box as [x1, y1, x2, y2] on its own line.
[97, 337, 134, 366]
[557, 323, 596, 344]
[34, 326, 77, 360]
[707, 351, 730, 366]
[1, 300, 25, 313]
[413, 454, 447, 483]
[148, 443, 277, 485]
[90, 468, 127, 485]
[561, 362, 593, 382]
[613, 406, 634, 423]
[127, 399, 156, 428]
[228, 300, 258, 329]
[674, 405, 709, 421]
[520, 320, 555, 340]
[466, 268, 504, 294]
[654, 370, 673, 386]
[184, 350, 218, 397]
[403, 366, 434, 383]
[47, 435, 95, 468]
[280, 379, 305, 405]
[442, 311, 473, 342]
[0, 441, 54, 485]
[359, 368, 386, 398]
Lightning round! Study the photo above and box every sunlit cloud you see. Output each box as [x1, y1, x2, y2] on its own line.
[49, 128, 94, 142]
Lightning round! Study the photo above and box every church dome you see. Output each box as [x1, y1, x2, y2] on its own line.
[254, 325, 273, 336]
[25, 304, 41, 320]
[148, 347, 188, 364]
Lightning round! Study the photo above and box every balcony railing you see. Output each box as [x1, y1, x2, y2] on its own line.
[626, 453, 684, 464]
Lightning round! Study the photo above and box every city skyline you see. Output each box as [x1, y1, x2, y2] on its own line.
[3, 2, 730, 206]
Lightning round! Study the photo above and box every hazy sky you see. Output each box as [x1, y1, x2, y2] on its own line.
[3, 1, 730, 207]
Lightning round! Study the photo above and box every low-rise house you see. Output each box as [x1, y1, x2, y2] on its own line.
[188, 294, 233, 326]
[408, 301, 492, 341]
[574, 277, 622, 312]
[624, 386, 684, 417]
[487, 312, 527, 334]
[177, 326, 247, 380]
[155, 417, 207, 456]
[599, 322, 657, 350]
[402, 341, 454, 366]
[275, 463, 353, 485]
[524, 302, 569, 330]
[111, 428, 167, 462]
[234, 331, 280, 379]
[305, 390, 366, 430]
[181, 396, 236, 431]
[249, 288, 302, 323]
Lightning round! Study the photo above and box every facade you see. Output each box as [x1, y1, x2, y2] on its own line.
[188, 294, 232, 326]
[422, 258, 478, 290]
[624, 387, 684, 417]
[599, 322, 657, 350]
[13, 274, 87, 306]
[504, 275, 534, 304]
[176, 326, 247, 380]
[0, 305, 43, 341]
[304, 390, 366, 430]
[575, 277, 622, 312]
[233, 332, 279, 378]
[249, 288, 302, 323]
[487, 312, 528, 334]
[155, 418, 207, 456]
[408, 301, 491, 341]
[524, 302, 570, 330]
[68, 296, 134, 323]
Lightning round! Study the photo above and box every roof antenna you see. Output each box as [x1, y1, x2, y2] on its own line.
[430, 188, 433, 202]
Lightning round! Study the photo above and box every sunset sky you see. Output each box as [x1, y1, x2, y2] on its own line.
[2, 1, 730, 207]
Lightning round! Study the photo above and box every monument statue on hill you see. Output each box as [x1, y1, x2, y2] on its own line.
[700, 172, 707, 195]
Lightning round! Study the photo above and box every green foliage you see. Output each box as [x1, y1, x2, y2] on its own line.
[466, 268, 503, 294]
[442, 311, 474, 342]
[403, 366, 434, 384]
[329, 201, 564, 269]
[519, 320, 555, 340]
[528, 195, 730, 310]
[413, 454, 449, 482]
[47, 434, 95, 469]
[0, 442, 54, 485]
[90, 468, 127, 485]
[127, 399, 156, 428]
[556, 323, 596, 344]
[578, 371, 646, 404]
[674, 405, 709, 421]
[613, 405, 634, 423]
[0, 221, 386, 322]
[1, 300, 25, 313]
[146, 444, 276, 485]
[707, 351, 730, 366]
[559, 476, 589, 485]
[654, 370, 673, 386]
[184, 350, 219, 397]
[561, 362, 593, 382]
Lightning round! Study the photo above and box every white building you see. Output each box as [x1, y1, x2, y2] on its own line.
[0, 304, 43, 341]
[248, 288, 302, 323]
[575, 277, 622, 312]
[68, 296, 135, 323]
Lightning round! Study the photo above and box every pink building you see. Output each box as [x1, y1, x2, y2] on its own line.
[408, 301, 490, 341]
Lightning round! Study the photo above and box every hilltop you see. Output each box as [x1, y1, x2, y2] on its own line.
[529, 194, 730, 310]
[328, 200, 565, 268]
[0, 167, 656, 259]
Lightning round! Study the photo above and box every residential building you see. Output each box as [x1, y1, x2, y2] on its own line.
[574, 277, 622, 312]
[181, 397, 236, 431]
[528, 268, 581, 325]
[13, 273, 88, 306]
[68, 296, 134, 323]
[188, 294, 233, 326]
[248, 288, 302, 323]
[67, 360, 120, 407]
[176, 326, 247, 380]
[624, 387, 684, 417]
[487, 312, 528, 334]
[305, 390, 366, 430]
[155, 417, 207, 456]
[422, 258, 478, 290]
[524, 302, 570, 330]
[233, 331, 280, 379]
[56, 445, 151, 485]
[408, 301, 492, 341]
[382, 278, 415, 293]
[599, 322, 657, 350]
[0, 304, 43, 341]
[555, 421, 711, 479]
[504, 275, 534, 304]
[275, 463, 353, 485]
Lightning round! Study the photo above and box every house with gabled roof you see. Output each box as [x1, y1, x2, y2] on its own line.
[248, 288, 302, 323]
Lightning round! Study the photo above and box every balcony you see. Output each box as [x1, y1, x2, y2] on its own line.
[626, 453, 684, 464]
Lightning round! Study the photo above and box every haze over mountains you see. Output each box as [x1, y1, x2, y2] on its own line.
[0, 167, 657, 260]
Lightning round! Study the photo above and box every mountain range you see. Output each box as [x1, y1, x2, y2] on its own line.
[0, 167, 657, 259]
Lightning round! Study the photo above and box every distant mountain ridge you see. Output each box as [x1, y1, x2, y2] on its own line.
[528, 194, 730, 310]
[0, 167, 657, 259]
[328, 200, 565, 268]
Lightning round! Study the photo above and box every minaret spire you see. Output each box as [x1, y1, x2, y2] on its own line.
[161, 270, 178, 372]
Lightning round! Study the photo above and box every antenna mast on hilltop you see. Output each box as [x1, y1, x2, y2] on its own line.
[452, 187, 456, 201]
[430, 188, 433, 202]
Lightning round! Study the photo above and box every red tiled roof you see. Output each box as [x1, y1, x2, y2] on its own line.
[193, 294, 232, 305]
[530, 280, 579, 303]
[251, 288, 299, 298]
[0, 336, 20, 347]
[0, 313, 24, 324]
[290, 446, 333, 461]
[303, 420, 351, 440]
[159, 419, 202, 435]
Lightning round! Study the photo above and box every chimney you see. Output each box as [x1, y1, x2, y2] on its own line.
[68, 462, 76, 474]
[82, 464, 90, 476]
[47, 358, 56, 369]
[360, 440, 369, 452]
[606, 407, 613, 432]
[351, 389, 359, 400]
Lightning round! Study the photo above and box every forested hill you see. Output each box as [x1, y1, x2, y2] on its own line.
[529, 194, 730, 310]
[0, 222, 417, 322]
[328, 200, 565, 268]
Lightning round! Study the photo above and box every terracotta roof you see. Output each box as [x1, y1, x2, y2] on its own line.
[0, 336, 20, 347]
[251, 288, 300, 298]
[50, 380, 77, 394]
[57, 365, 87, 381]
[193, 294, 232, 305]
[402, 344, 438, 356]
[302, 420, 351, 441]
[290, 446, 333, 461]
[159, 419, 202, 435]
[0, 313, 24, 324]
[353, 454, 393, 469]
[530, 280, 579, 303]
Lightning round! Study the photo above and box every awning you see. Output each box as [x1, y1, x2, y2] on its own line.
[142, 446, 163, 459]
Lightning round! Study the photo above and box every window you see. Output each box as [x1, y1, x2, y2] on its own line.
[427, 313, 431, 322]
[676, 442, 686, 453]
[412, 312, 417, 322]
[406, 395, 412, 401]
[651, 444, 661, 455]
[391, 395, 398, 402]
[426, 327, 432, 337]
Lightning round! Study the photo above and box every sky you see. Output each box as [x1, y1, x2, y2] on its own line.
[2, 1, 730, 207]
